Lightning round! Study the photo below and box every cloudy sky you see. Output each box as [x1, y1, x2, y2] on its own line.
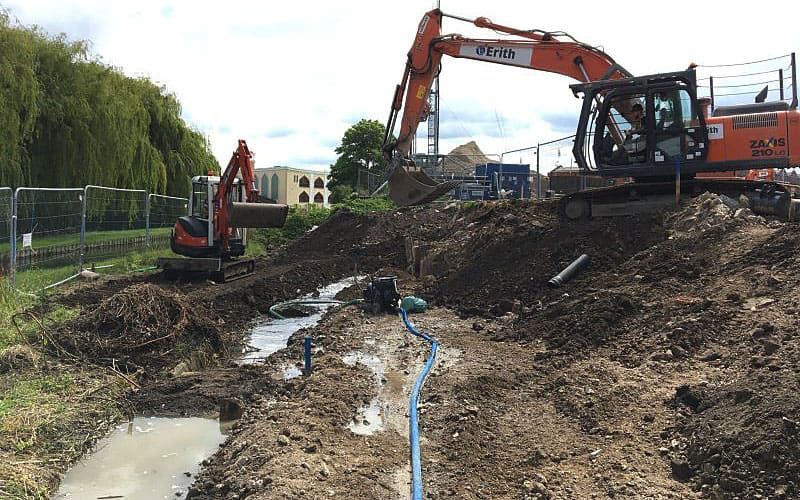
[4, 0, 799, 173]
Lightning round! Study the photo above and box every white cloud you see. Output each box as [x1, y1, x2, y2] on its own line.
[5, 0, 800, 174]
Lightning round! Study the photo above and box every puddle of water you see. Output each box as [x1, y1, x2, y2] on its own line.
[348, 399, 383, 435]
[54, 417, 225, 500]
[239, 276, 363, 364]
[239, 313, 324, 363]
[342, 352, 385, 382]
[343, 352, 385, 435]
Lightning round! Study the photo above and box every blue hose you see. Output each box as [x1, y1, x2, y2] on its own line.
[399, 307, 439, 500]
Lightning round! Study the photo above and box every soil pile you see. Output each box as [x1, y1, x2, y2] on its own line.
[419, 200, 664, 316]
[671, 368, 800, 498]
[441, 140, 491, 175]
[60, 283, 221, 369]
[664, 191, 763, 238]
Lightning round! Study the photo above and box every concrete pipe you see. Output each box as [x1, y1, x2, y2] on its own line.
[228, 202, 289, 228]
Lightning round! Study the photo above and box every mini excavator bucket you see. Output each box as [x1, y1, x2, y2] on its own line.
[388, 164, 460, 206]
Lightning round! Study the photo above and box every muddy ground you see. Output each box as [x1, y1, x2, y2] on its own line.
[14, 197, 800, 499]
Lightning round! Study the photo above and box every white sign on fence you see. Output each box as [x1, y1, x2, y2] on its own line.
[22, 233, 32, 248]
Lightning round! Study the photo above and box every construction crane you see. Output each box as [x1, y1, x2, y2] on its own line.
[383, 9, 800, 220]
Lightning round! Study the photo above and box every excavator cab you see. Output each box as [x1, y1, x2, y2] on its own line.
[172, 175, 247, 258]
[572, 69, 711, 179]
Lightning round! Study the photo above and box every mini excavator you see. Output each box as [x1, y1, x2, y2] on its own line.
[157, 140, 289, 282]
[383, 9, 800, 220]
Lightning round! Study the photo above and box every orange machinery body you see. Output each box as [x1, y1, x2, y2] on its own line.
[704, 110, 800, 167]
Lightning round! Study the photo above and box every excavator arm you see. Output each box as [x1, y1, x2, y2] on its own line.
[214, 139, 288, 253]
[383, 9, 631, 205]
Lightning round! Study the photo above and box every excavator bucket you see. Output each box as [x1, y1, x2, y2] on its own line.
[228, 202, 289, 228]
[388, 165, 460, 206]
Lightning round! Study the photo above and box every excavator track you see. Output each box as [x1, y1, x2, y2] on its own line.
[156, 257, 256, 283]
[559, 178, 800, 221]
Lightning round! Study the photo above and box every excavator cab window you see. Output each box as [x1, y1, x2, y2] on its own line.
[191, 180, 211, 219]
[577, 71, 709, 177]
[652, 89, 701, 163]
[599, 92, 648, 166]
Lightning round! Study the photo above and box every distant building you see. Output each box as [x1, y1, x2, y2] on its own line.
[254, 166, 329, 208]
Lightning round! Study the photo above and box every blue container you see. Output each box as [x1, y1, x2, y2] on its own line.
[475, 163, 531, 198]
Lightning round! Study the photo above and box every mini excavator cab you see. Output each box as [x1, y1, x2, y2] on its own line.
[173, 175, 248, 258]
[572, 69, 710, 180]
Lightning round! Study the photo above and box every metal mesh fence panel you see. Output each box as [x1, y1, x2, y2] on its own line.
[0, 188, 11, 283]
[14, 188, 84, 291]
[147, 194, 188, 248]
[357, 170, 384, 196]
[82, 185, 148, 267]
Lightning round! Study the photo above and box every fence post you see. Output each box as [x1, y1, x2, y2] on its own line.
[80, 186, 88, 271]
[10, 190, 16, 288]
[145, 192, 151, 247]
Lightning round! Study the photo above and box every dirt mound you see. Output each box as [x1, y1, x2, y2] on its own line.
[59, 283, 221, 369]
[421, 200, 664, 316]
[671, 368, 800, 498]
[665, 191, 764, 238]
[441, 140, 491, 175]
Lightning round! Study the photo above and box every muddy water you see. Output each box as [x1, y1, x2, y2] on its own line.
[239, 276, 363, 363]
[343, 351, 385, 435]
[54, 417, 225, 499]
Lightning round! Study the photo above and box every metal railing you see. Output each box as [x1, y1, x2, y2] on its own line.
[2, 184, 188, 291]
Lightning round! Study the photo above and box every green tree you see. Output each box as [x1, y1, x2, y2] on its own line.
[328, 119, 386, 192]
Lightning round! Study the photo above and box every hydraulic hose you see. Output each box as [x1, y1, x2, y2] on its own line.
[399, 307, 439, 500]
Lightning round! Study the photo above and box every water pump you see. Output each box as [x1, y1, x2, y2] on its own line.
[362, 276, 401, 314]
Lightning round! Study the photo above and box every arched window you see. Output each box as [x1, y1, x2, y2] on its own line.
[271, 174, 279, 200]
[314, 177, 324, 188]
[261, 174, 269, 195]
[314, 192, 324, 204]
[299, 176, 310, 188]
[299, 191, 310, 203]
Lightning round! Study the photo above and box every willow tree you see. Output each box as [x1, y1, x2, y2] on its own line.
[0, 13, 219, 197]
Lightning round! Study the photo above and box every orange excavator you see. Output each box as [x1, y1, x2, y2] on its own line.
[157, 140, 289, 282]
[383, 9, 800, 219]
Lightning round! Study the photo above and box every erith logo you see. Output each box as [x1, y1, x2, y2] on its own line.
[706, 123, 724, 140]
[460, 44, 532, 66]
[475, 46, 516, 59]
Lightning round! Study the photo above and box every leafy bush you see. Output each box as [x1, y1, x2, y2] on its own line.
[248, 196, 394, 253]
[249, 206, 331, 251]
[333, 195, 394, 214]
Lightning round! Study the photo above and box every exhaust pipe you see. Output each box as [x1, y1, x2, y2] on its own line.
[548, 254, 590, 288]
